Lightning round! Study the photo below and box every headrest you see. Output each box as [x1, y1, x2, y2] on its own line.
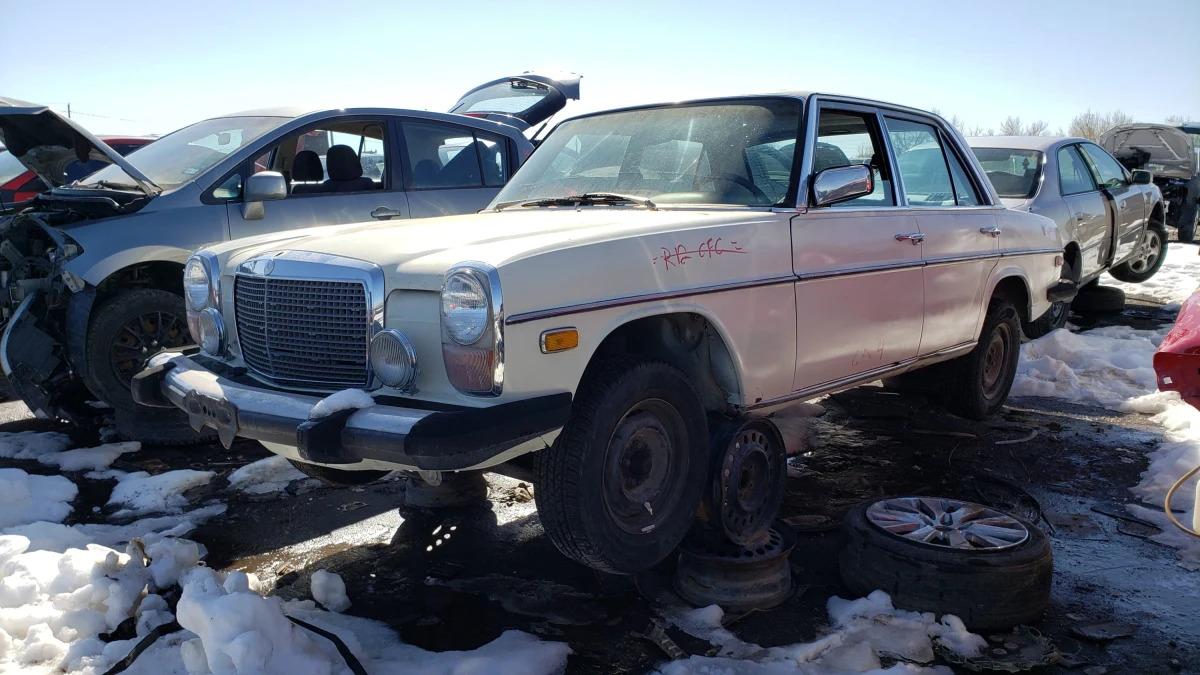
[292, 150, 323, 182]
[326, 145, 362, 180]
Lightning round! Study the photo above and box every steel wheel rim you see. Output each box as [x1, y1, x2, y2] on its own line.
[602, 399, 689, 535]
[110, 310, 189, 385]
[866, 497, 1029, 550]
[981, 322, 1012, 396]
[1129, 229, 1161, 273]
[718, 423, 785, 544]
[1046, 301, 1067, 326]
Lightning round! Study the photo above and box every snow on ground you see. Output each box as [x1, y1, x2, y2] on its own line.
[1103, 242, 1200, 307]
[226, 456, 307, 495]
[37, 442, 141, 473]
[310, 570, 351, 613]
[1012, 318, 1200, 569]
[309, 389, 374, 420]
[107, 470, 216, 517]
[656, 591, 981, 674]
[0, 431, 73, 460]
[0, 468, 78, 528]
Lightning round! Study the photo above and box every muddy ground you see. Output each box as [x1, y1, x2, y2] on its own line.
[1, 302, 1196, 674]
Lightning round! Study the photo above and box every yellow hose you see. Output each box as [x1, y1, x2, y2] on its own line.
[1165, 464, 1200, 538]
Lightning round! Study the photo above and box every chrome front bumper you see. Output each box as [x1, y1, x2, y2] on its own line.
[133, 351, 571, 471]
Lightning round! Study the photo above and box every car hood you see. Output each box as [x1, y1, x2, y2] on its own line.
[216, 208, 764, 291]
[0, 97, 159, 195]
[1100, 124, 1195, 181]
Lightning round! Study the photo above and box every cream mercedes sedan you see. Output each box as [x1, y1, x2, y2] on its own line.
[133, 93, 1067, 574]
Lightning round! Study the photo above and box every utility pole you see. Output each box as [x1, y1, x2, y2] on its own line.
[67, 103, 71, 119]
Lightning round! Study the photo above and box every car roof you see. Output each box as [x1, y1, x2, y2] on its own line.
[556, 92, 949, 125]
[965, 136, 1088, 151]
[209, 106, 527, 137]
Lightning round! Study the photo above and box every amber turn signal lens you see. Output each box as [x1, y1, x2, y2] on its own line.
[540, 328, 579, 353]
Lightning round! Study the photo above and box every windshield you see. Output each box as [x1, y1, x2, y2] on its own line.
[0, 151, 26, 186]
[81, 116, 284, 191]
[971, 148, 1043, 199]
[493, 99, 802, 207]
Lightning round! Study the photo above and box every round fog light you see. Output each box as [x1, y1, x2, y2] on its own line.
[371, 329, 418, 389]
[197, 308, 225, 355]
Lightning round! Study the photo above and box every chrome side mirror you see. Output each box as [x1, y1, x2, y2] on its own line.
[241, 172, 287, 221]
[1131, 169, 1153, 185]
[812, 164, 873, 207]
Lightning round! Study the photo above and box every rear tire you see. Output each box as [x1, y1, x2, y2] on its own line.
[534, 358, 708, 573]
[1020, 301, 1070, 339]
[1071, 284, 1126, 314]
[1176, 200, 1197, 243]
[1109, 221, 1168, 282]
[935, 297, 1020, 420]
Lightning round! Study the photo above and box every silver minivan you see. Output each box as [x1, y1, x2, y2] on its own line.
[0, 72, 580, 440]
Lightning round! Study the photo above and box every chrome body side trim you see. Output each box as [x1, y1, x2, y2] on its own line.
[746, 341, 976, 412]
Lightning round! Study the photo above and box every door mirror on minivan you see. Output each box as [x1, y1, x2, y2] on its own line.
[1131, 169, 1153, 185]
[812, 164, 874, 207]
[241, 171, 287, 221]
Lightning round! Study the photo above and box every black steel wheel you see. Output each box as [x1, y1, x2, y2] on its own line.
[86, 289, 192, 412]
[709, 419, 787, 546]
[936, 297, 1020, 420]
[534, 357, 708, 573]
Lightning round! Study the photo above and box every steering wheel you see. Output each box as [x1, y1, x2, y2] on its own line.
[696, 173, 771, 202]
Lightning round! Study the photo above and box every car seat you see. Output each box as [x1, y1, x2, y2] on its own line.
[322, 145, 375, 192]
[291, 150, 325, 194]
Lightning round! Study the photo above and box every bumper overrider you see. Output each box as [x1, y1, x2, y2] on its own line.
[132, 351, 572, 471]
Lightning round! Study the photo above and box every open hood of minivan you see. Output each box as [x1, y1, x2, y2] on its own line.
[1100, 124, 1195, 181]
[0, 97, 159, 195]
[449, 71, 581, 132]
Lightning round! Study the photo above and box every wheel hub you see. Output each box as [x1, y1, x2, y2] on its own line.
[981, 324, 1011, 396]
[603, 401, 687, 535]
[866, 497, 1029, 550]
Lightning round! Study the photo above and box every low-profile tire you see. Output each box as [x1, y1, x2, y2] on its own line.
[114, 407, 216, 446]
[839, 498, 1053, 632]
[1021, 300, 1070, 339]
[935, 297, 1020, 420]
[1071, 284, 1126, 314]
[1109, 221, 1168, 283]
[289, 459, 389, 486]
[534, 357, 709, 573]
[85, 289, 193, 411]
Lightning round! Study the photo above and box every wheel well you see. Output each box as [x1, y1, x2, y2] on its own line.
[95, 261, 184, 303]
[992, 276, 1031, 323]
[587, 313, 740, 414]
[1063, 243, 1082, 282]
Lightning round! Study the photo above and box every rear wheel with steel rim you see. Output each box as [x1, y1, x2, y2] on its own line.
[840, 497, 1053, 631]
[936, 296, 1021, 420]
[1110, 220, 1168, 283]
[534, 358, 708, 573]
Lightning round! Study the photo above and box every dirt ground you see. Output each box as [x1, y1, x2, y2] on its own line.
[1, 302, 1197, 674]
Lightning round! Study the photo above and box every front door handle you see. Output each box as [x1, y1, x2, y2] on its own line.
[895, 233, 924, 245]
[371, 207, 403, 220]
[979, 226, 1002, 237]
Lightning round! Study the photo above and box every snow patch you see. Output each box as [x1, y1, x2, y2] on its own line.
[227, 456, 307, 495]
[659, 591, 982, 674]
[308, 389, 374, 420]
[107, 470, 215, 517]
[0, 469, 77, 528]
[37, 442, 140, 472]
[0, 431, 72, 461]
[310, 570, 350, 613]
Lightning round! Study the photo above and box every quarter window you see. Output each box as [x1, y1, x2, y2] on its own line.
[814, 109, 894, 208]
[1058, 146, 1096, 196]
[1079, 143, 1128, 189]
[403, 122, 510, 189]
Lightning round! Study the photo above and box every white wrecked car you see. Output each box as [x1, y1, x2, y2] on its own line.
[135, 93, 1066, 573]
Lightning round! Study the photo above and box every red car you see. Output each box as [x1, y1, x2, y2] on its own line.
[1155, 261, 1200, 410]
[0, 135, 153, 209]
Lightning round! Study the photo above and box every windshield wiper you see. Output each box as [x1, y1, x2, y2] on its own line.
[74, 180, 140, 191]
[495, 192, 657, 211]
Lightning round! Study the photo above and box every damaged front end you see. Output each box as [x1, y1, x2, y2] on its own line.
[0, 210, 99, 420]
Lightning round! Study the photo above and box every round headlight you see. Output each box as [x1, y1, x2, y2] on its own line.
[441, 272, 489, 345]
[197, 308, 225, 355]
[184, 258, 211, 311]
[370, 329, 418, 389]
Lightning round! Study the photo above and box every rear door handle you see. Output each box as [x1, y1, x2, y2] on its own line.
[979, 226, 1002, 237]
[895, 233, 924, 245]
[371, 207, 403, 220]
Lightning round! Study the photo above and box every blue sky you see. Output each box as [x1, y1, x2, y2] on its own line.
[3, 0, 1197, 137]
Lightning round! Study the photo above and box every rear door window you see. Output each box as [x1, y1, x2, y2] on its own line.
[403, 122, 510, 189]
[885, 118, 955, 206]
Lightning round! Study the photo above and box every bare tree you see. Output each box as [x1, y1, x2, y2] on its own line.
[966, 125, 987, 137]
[1025, 120, 1049, 136]
[931, 108, 966, 134]
[999, 116, 1024, 135]
[1165, 114, 1196, 125]
[1069, 109, 1134, 141]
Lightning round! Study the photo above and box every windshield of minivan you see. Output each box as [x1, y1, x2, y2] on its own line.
[79, 116, 284, 191]
[493, 99, 801, 207]
[972, 148, 1043, 199]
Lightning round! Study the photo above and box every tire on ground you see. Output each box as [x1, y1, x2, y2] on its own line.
[1174, 199, 1196, 243]
[534, 357, 709, 573]
[1071, 284, 1126, 314]
[934, 296, 1021, 420]
[839, 500, 1053, 632]
[1109, 221, 1168, 283]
